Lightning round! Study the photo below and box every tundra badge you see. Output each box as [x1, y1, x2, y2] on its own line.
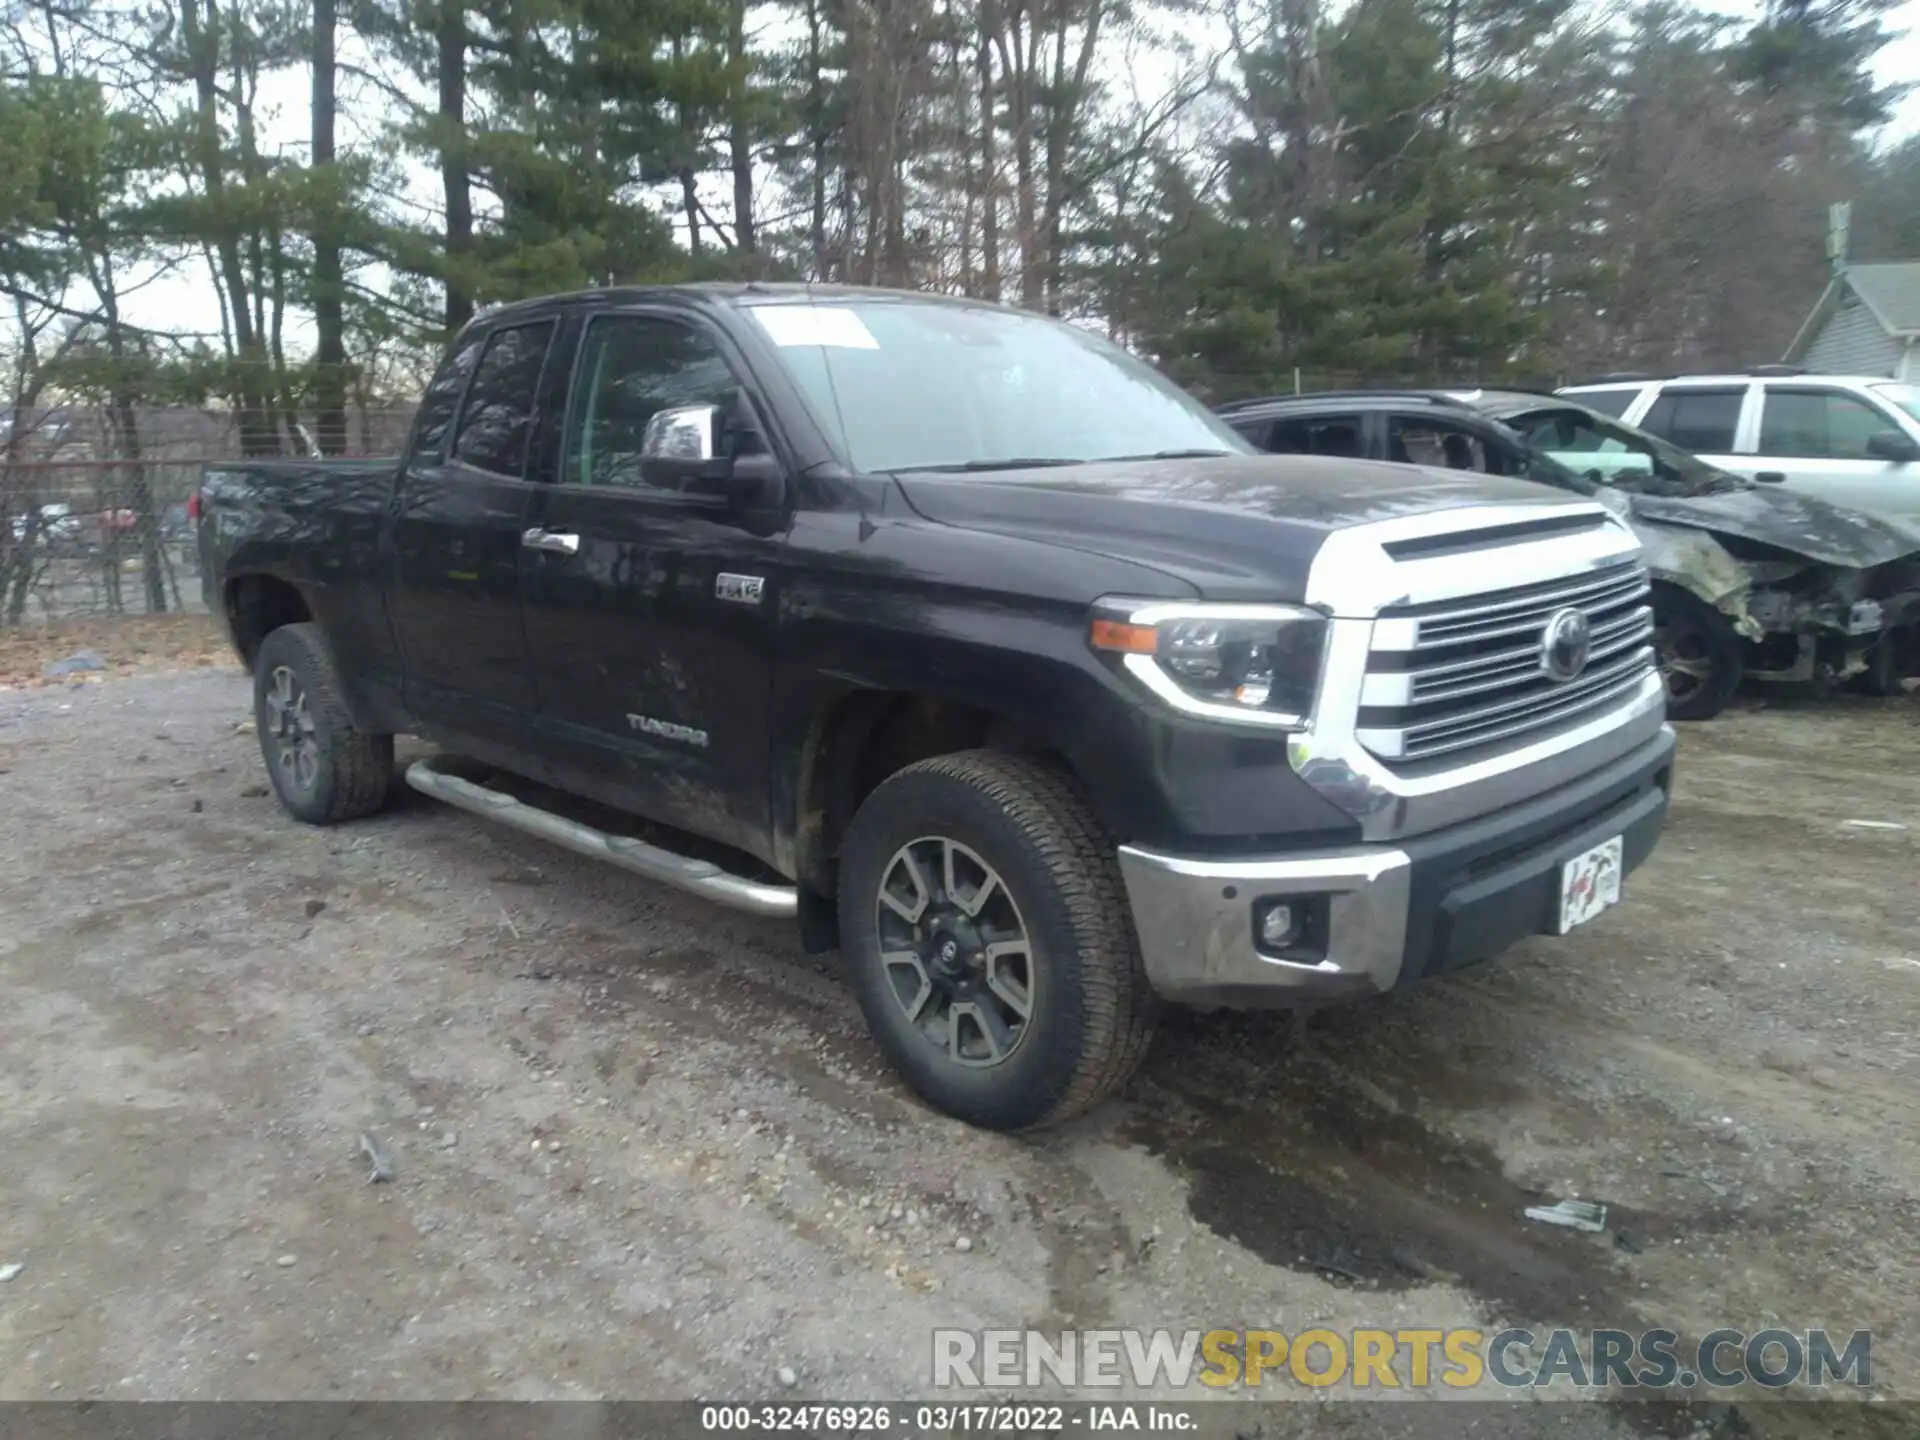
[626, 714, 710, 748]
[716, 573, 765, 606]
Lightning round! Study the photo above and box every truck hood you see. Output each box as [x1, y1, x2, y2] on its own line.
[1622, 486, 1920, 570]
[892, 454, 1595, 602]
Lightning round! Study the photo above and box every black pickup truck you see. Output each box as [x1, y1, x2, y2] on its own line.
[199, 283, 1676, 1131]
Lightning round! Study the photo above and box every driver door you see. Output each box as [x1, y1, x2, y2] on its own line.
[517, 310, 791, 860]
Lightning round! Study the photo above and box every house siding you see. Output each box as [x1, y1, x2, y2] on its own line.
[1804, 301, 1902, 375]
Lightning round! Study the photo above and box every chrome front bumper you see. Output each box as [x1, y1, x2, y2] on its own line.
[1116, 844, 1413, 1006]
[1116, 723, 1677, 1009]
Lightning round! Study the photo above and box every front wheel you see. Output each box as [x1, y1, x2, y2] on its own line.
[1854, 626, 1914, 697]
[253, 622, 394, 825]
[837, 750, 1158, 1132]
[1651, 586, 1744, 722]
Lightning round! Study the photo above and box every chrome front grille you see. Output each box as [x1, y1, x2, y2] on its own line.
[1357, 560, 1655, 765]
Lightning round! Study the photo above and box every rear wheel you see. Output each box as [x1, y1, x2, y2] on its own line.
[253, 623, 394, 825]
[837, 750, 1158, 1132]
[1651, 586, 1743, 722]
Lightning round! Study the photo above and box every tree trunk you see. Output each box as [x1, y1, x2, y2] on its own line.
[312, 0, 347, 453]
[437, 0, 473, 335]
[1040, 1, 1102, 310]
[729, 0, 756, 257]
[806, 0, 827, 275]
[957, 30, 975, 292]
[2, 299, 47, 623]
[681, 170, 703, 254]
[182, 0, 274, 455]
[89, 268, 165, 612]
[978, 7, 1000, 301]
[269, 221, 297, 449]
[112, 398, 164, 613]
[992, 7, 1038, 306]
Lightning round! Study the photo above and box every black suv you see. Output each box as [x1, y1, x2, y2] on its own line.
[1220, 390, 1920, 719]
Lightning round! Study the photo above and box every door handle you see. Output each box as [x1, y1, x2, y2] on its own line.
[1754, 471, 1786, 483]
[521, 527, 580, 555]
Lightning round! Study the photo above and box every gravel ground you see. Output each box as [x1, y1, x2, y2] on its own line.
[1, 666, 1915, 1438]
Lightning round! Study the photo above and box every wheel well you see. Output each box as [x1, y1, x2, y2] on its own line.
[226, 575, 312, 667]
[796, 691, 1057, 895]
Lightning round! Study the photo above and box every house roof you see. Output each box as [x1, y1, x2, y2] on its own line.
[1843, 262, 1920, 335]
[1785, 261, 1920, 360]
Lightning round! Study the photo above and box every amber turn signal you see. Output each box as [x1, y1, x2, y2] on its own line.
[1089, 618, 1158, 654]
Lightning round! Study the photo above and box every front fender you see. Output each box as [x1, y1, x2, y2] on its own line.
[767, 601, 1364, 885]
[1632, 520, 1763, 640]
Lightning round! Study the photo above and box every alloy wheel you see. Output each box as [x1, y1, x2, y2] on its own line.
[263, 664, 320, 794]
[873, 836, 1036, 1069]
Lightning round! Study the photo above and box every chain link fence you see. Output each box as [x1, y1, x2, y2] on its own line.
[0, 373, 1579, 625]
[0, 406, 416, 625]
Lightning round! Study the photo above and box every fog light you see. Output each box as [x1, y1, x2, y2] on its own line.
[1257, 901, 1300, 948]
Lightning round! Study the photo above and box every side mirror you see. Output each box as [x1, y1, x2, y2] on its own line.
[639, 402, 785, 506]
[1866, 430, 1920, 464]
[640, 404, 728, 488]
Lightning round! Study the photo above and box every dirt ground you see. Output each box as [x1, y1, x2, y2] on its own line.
[1, 631, 1916, 1437]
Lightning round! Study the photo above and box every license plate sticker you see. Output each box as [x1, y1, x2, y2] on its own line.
[1557, 836, 1624, 934]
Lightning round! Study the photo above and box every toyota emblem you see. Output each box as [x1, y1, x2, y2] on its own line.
[1539, 606, 1592, 683]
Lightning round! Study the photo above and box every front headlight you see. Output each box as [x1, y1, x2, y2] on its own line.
[1089, 599, 1328, 728]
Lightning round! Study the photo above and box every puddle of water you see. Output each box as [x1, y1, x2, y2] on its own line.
[1127, 1078, 1633, 1326]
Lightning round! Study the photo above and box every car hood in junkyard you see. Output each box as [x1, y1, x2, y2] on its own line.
[1622, 487, 1920, 570]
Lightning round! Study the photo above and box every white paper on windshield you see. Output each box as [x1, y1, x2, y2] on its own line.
[751, 305, 880, 350]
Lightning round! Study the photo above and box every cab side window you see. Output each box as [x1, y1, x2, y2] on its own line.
[1265, 415, 1363, 457]
[562, 315, 742, 490]
[1387, 416, 1510, 473]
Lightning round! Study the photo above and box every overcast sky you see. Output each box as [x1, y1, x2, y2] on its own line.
[110, 0, 1920, 344]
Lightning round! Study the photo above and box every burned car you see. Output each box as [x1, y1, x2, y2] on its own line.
[1218, 389, 1920, 720]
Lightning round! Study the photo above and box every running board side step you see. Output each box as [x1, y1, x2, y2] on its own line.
[404, 757, 798, 919]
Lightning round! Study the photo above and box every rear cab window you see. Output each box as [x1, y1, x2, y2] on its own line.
[407, 337, 483, 464]
[449, 321, 557, 479]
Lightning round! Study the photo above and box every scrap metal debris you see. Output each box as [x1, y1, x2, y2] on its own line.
[42, 650, 107, 679]
[1523, 1198, 1608, 1232]
[0, 1262, 23, 1282]
[358, 1132, 396, 1185]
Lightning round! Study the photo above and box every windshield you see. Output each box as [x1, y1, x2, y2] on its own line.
[1514, 441, 1594, 493]
[1501, 404, 1745, 497]
[743, 300, 1250, 474]
[1870, 382, 1920, 424]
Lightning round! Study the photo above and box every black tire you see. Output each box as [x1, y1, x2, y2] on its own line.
[1854, 626, 1912, 697]
[1651, 585, 1743, 722]
[252, 622, 394, 825]
[837, 750, 1158, 1132]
